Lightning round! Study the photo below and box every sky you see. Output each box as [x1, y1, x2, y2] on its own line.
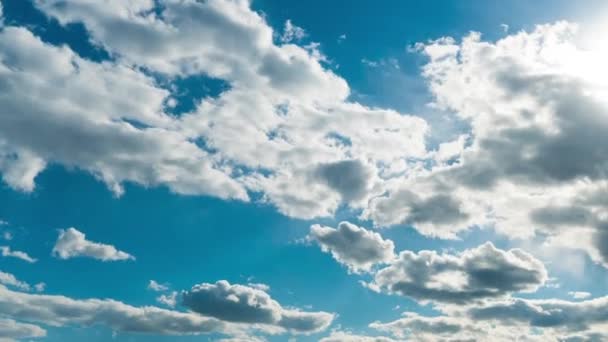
[1, 0, 608, 341]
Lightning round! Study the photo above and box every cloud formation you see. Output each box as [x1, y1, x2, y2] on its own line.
[52, 227, 134, 261]
[0, 246, 36, 263]
[182, 280, 334, 334]
[0, 318, 46, 341]
[368, 242, 547, 304]
[308, 221, 395, 273]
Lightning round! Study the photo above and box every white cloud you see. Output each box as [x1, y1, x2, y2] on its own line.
[148, 280, 169, 292]
[3, 0, 429, 220]
[0, 246, 36, 263]
[52, 227, 134, 261]
[308, 221, 395, 273]
[367, 242, 547, 304]
[0, 318, 46, 341]
[182, 280, 334, 334]
[320, 331, 399, 342]
[569, 291, 591, 300]
[157, 291, 178, 308]
[0, 284, 228, 336]
[0, 270, 31, 291]
[281, 20, 306, 43]
[363, 21, 608, 266]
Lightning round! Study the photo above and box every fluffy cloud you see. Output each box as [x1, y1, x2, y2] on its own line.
[148, 280, 169, 292]
[368, 242, 547, 304]
[0, 271, 30, 291]
[0, 246, 36, 263]
[0, 318, 46, 341]
[308, 221, 395, 273]
[369, 312, 559, 342]
[52, 227, 134, 261]
[0, 284, 228, 335]
[182, 280, 334, 334]
[467, 296, 608, 332]
[0, 0, 430, 220]
[363, 21, 608, 266]
[320, 331, 399, 342]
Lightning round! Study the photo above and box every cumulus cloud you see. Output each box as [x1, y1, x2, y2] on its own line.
[568, 291, 591, 300]
[368, 242, 547, 304]
[0, 318, 46, 341]
[281, 20, 306, 43]
[0, 271, 30, 291]
[467, 296, 608, 332]
[181, 280, 334, 334]
[157, 291, 178, 308]
[0, 284, 228, 336]
[308, 221, 395, 273]
[361, 20, 608, 267]
[369, 312, 560, 342]
[148, 280, 169, 292]
[52, 228, 134, 261]
[320, 331, 399, 342]
[0, 246, 36, 263]
[0, 0, 431, 221]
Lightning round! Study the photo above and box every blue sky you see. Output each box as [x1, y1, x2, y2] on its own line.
[2, 1, 608, 341]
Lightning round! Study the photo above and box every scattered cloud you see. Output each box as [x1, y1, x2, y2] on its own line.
[0, 246, 36, 263]
[182, 280, 334, 334]
[308, 221, 395, 273]
[0, 318, 46, 341]
[569, 291, 591, 300]
[368, 242, 547, 304]
[52, 228, 134, 261]
[148, 280, 169, 292]
[281, 19, 306, 43]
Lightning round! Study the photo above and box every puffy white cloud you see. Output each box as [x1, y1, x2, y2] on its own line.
[364, 21, 608, 266]
[0, 318, 46, 341]
[181, 280, 334, 334]
[280, 20, 306, 43]
[0, 271, 30, 291]
[369, 312, 559, 342]
[148, 280, 169, 292]
[467, 296, 608, 332]
[0, 284, 228, 335]
[157, 291, 178, 308]
[0, 246, 36, 263]
[320, 331, 399, 342]
[0, 25, 246, 199]
[2, 0, 429, 220]
[368, 242, 547, 304]
[308, 221, 395, 273]
[52, 227, 134, 261]
[569, 292, 591, 300]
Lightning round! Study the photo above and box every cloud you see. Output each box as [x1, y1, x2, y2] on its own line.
[157, 291, 178, 308]
[370, 312, 483, 341]
[0, 246, 36, 263]
[148, 280, 169, 292]
[0, 271, 31, 291]
[281, 20, 306, 43]
[181, 280, 334, 334]
[362, 21, 608, 266]
[52, 227, 134, 261]
[569, 292, 591, 300]
[313, 160, 374, 203]
[1, 0, 429, 220]
[0, 318, 46, 341]
[0, 284, 228, 336]
[308, 221, 395, 273]
[368, 242, 547, 304]
[320, 331, 399, 342]
[467, 296, 608, 332]
[369, 312, 559, 342]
